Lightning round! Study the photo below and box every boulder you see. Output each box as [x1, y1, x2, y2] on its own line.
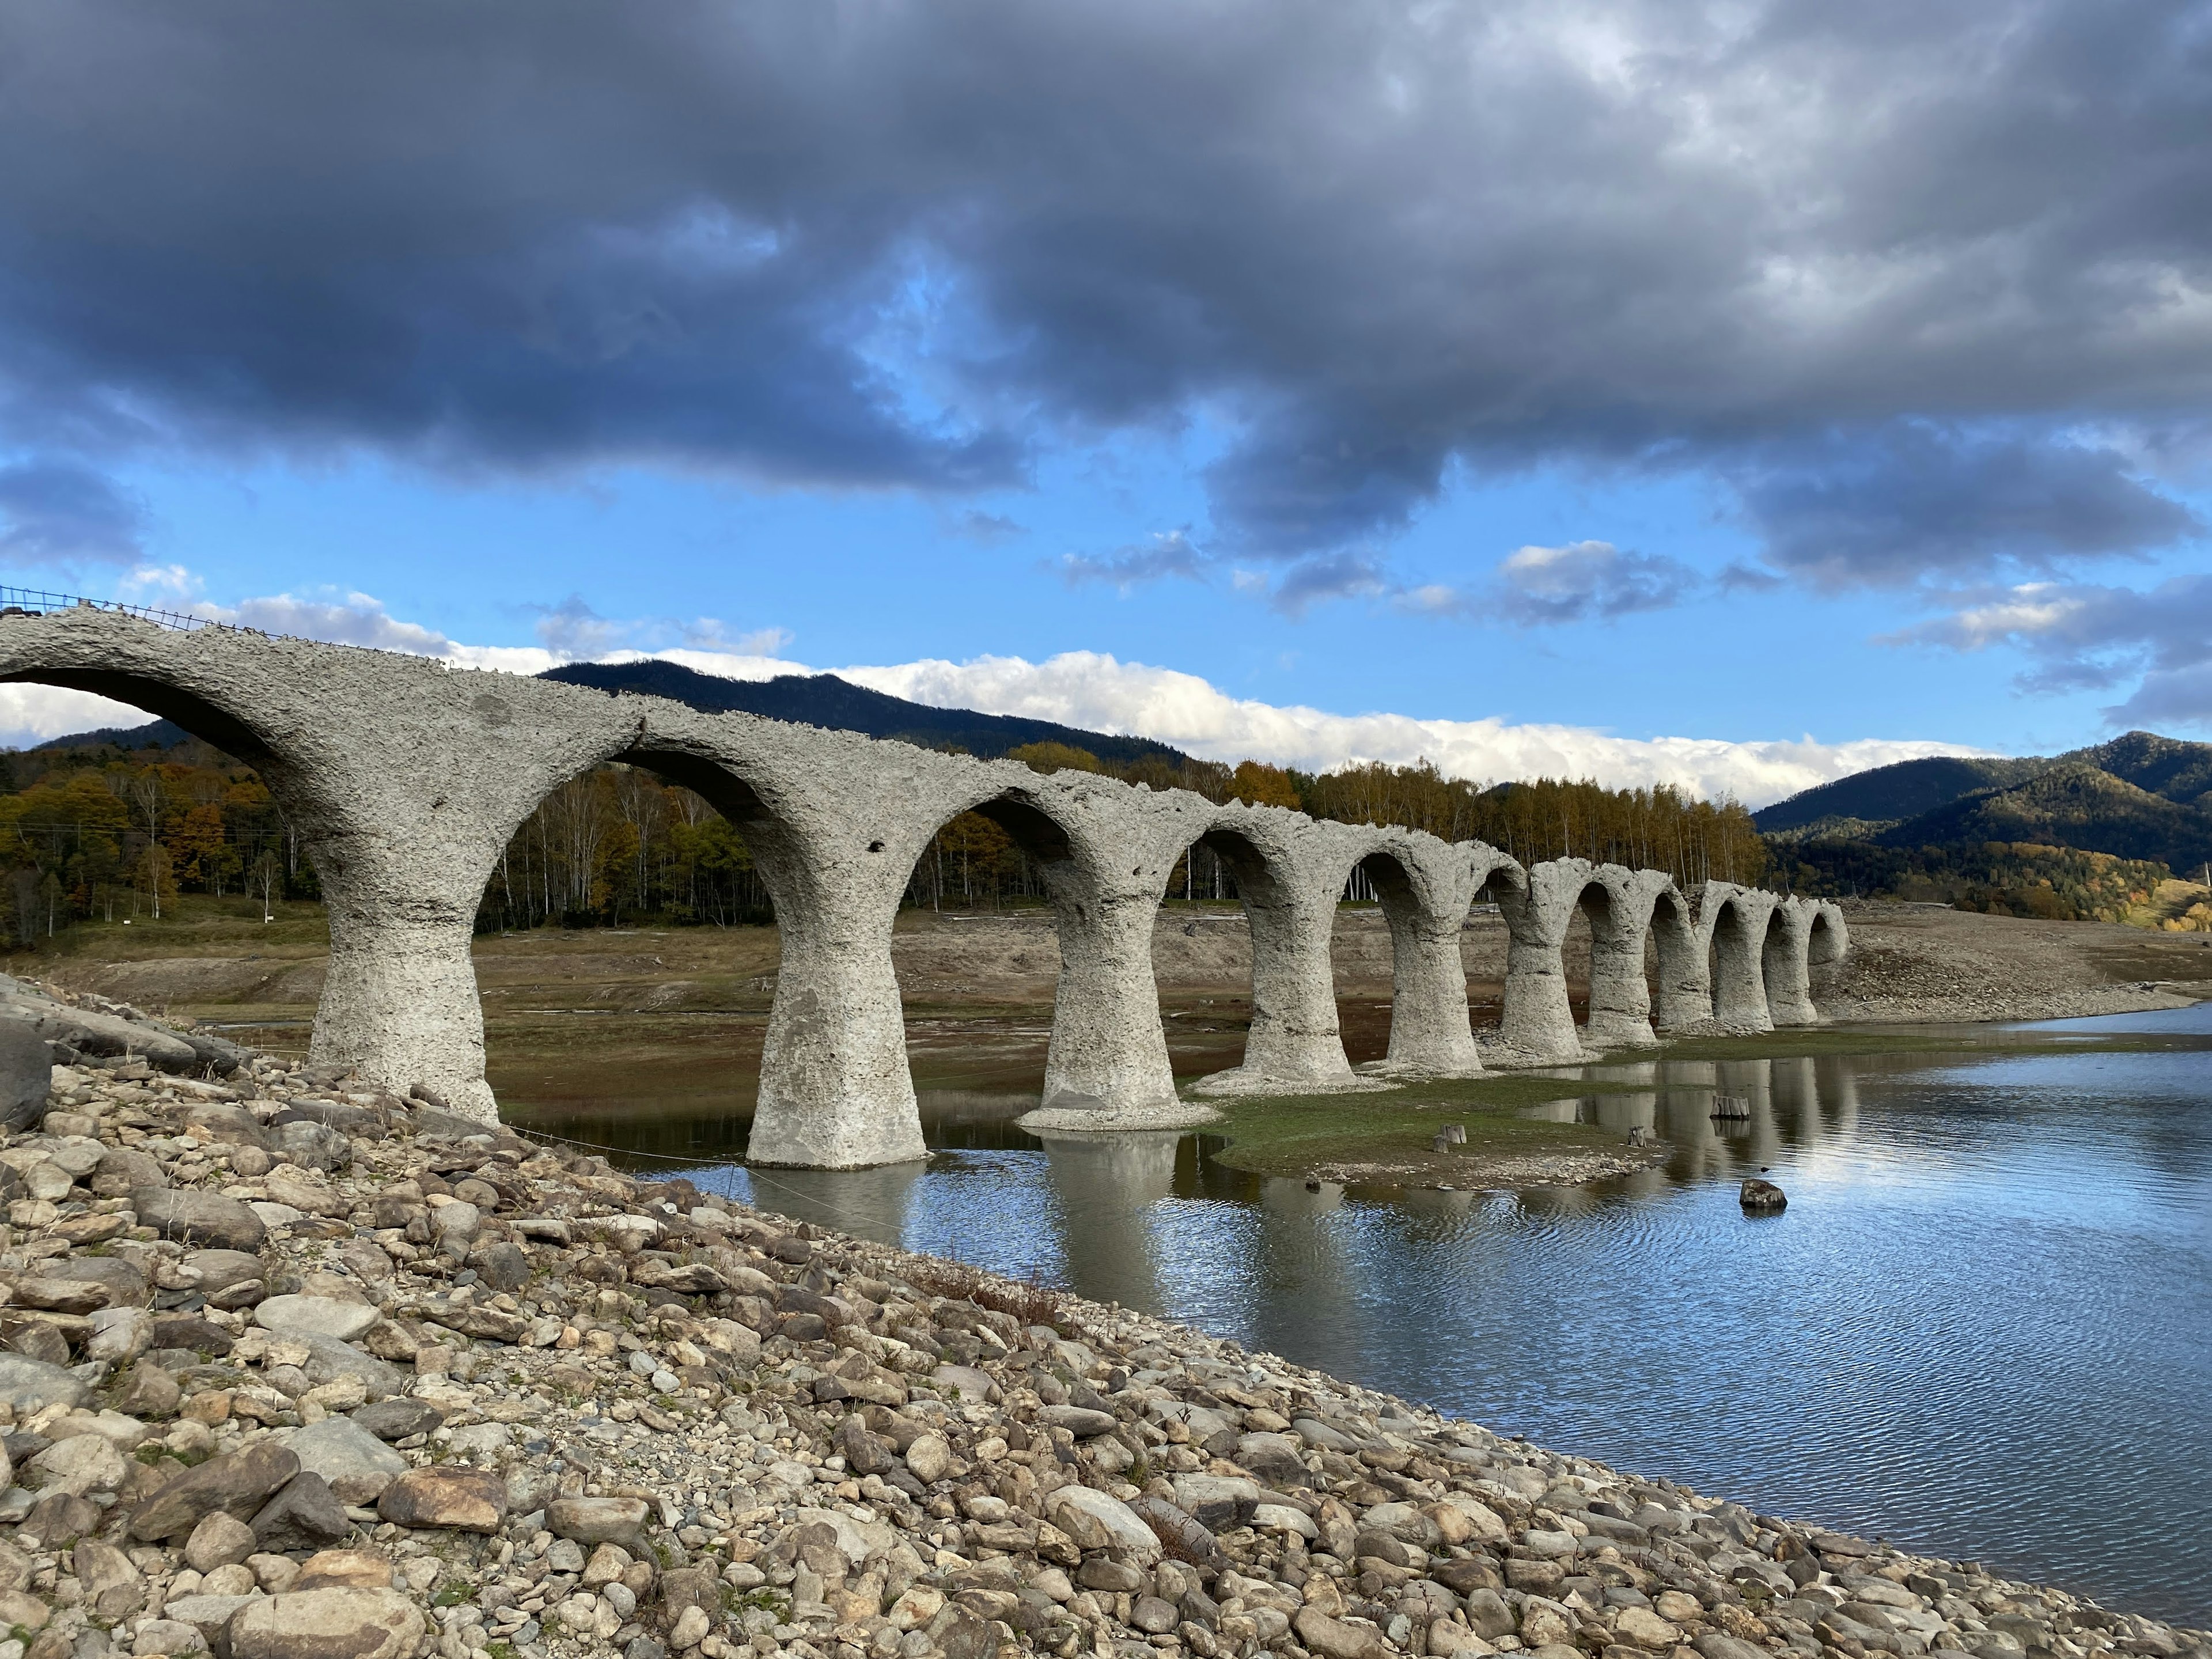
[0, 999, 196, 1071]
[287, 1416, 410, 1505]
[1739, 1179, 1787, 1212]
[132, 1188, 267, 1252]
[36, 1255, 149, 1307]
[546, 1495, 653, 1550]
[377, 1467, 507, 1532]
[271, 1119, 351, 1172]
[71, 1536, 146, 1622]
[294, 1550, 394, 1591]
[256, 1296, 379, 1343]
[252, 1472, 354, 1551]
[0, 1351, 89, 1414]
[349, 1398, 443, 1442]
[0, 1020, 52, 1131]
[289, 1332, 406, 1399]
[227, 1588, 426, 1659]
[130, 1441, 301, 1541]
[903, 1432, 952, 1484]
[1047, 1486, 1160, 1560]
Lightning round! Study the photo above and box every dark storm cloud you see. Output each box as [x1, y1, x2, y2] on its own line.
[1731, 426, 2202, 590]
[5, 0, 2212, 584]
[0, 460, 147, 567]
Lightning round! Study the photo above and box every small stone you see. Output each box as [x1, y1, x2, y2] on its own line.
[185, 1511, 260, 1573]
[903, 1431, 951, 1484]
[1740, 1178, 1787, 1211]
[294, 1549, 393, 1591]
[1036, 1404, 1118, 1438]
[668, 1605, 710, 1649]
[225, 1587, 426, 1659]
[129, 1617, 207, 1656]
[377, 1466, 508, 1532]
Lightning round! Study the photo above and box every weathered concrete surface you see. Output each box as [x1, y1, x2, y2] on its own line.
[1761, 896, 1825, 1027]
[1584, 867, 1679, 1048]
[1699, 883, 1783, 1031]
[1649, 884, 1711, 1031]
[1493, 857, 1598, 1064]
[0, 605, 1851, 1166]
[1190, 810, 1403, 1094]
[1366, 836, 1491, 1078]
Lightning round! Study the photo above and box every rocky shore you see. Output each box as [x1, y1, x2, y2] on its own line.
[0, 978, 2200, 1659]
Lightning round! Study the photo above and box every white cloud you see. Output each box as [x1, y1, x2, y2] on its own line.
[0, 683, 152, 746]
[837, 652, 1978, 806]
[0, 588, 1978, 806]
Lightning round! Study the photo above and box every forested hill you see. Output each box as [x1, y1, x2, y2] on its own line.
[32, 718, 193, 752]
[540, 659, 1190, 768]
[1762, 729, 2212, 922]
[1751, 754, 2048, 833]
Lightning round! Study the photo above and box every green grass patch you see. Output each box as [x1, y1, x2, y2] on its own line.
[1199, 1073, 1621, 1183]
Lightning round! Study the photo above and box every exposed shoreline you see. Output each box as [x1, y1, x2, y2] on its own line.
[0, 994, 2202, 1659]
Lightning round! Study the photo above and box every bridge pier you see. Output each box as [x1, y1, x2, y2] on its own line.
[1702, 884, 1781, 1031]
[1585, 866, 1676, 1048]
[1496, 858, 1596, 1064]
[1367, 837, 1490, 1077]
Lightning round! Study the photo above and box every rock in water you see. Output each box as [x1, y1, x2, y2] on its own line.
[1740, 1177, 1788, 1211]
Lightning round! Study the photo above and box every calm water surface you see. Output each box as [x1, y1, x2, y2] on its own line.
[505, 1007, 2212, 1626]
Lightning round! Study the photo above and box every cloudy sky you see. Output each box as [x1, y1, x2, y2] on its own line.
[4, 0, 2211, 804]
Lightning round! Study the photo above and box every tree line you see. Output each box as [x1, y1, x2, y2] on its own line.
[0, 728, 1770, 946]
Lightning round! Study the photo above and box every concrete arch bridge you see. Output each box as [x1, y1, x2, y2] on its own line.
[0, 601, 1847, 1168]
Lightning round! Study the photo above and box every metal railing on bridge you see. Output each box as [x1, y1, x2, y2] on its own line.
[0, 586, 275, 637]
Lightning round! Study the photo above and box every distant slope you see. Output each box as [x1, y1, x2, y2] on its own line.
[540, 659, 1191, 768]
[1753, 754, 2048, 832]
[2061, 730, 2212, 809]
[31, 718, 194, 752]
[1877, 763, 2212, 872]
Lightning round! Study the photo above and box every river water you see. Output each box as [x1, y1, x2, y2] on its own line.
[502, 1006, 2212, 1626]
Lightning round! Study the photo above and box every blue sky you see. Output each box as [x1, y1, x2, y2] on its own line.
[5, 2, 2211, 805]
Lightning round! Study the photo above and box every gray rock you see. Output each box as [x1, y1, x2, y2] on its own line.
[85, 1306, 156, 1366]
[96, 1144, 166, 1191]
[0, 1018, 52, 1130]
[0, 1351, 90, 1414]
[350, 1398, 444, 1441]
[256, 1295, 379, 1342]
[129, 1441, 301, 1541]
[472, 1241, 531, 1293]
[1036, 1404, 1118, 1438]
[377, 1467, 507, 1532]
[251, 1471, 353, 1551]
[131, 1188, 267, 1252]
[184, 1511, 259, 1572]
[546, 1495, 652, 1549]
[286, 1416, 410, 1505]
[290, 1332, 406, 1399]
[161, 1593, 257, 1649]
[183, 1248, 267, 1293]
[271, 1119, 351, 1172]
[227, 1588, 426, 1659]
[0, 998, 196, 1071]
